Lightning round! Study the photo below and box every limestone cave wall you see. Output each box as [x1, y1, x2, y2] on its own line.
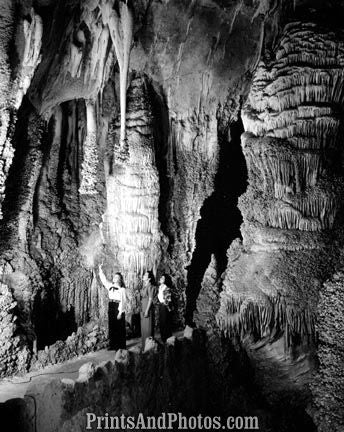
[0, 0, 265, 355]
[0, 1, 344, 431]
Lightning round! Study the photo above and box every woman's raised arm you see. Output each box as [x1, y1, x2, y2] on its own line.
[98, 264, 112, 290]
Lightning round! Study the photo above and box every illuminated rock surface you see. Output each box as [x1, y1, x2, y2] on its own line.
[0, 1, 343, 431]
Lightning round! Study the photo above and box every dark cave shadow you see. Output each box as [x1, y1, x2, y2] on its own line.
[33, 293, 77, 349]
[147, 78, 172, 244]
[185, 119, 247, 325]
[0, 98, 32, 242]
[56, 304, 77, 342]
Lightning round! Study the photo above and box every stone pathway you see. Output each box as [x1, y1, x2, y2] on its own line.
[0, 337, 142, 403]
[0, 330, 186, 403]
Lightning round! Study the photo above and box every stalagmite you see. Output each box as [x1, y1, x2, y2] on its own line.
[105, 76, 162, 309]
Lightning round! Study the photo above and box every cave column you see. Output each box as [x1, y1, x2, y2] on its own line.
[104, 75, 162, 310]
[216, 22, 344, 409]
[79, 100, 99, 195]
[0, 7, 42, 219]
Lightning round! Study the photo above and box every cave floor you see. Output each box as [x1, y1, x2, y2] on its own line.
[0, 331, 183, 403]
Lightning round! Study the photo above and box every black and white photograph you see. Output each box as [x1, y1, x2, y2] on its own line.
[0, 0, 343, 431]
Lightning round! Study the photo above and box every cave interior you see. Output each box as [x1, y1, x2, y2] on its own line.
[0, 0, 344, 431]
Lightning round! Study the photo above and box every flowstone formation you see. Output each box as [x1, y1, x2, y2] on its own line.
[217, 20, 344, 428]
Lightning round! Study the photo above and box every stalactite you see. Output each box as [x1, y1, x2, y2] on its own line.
[105, 0, 134, 152]
[79, 100, 99, 195]
[217, 285, 317, 348]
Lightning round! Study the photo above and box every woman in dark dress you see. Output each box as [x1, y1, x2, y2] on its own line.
[158, 274, 173, 342]
[99, 265, 127, 350]
[140, 271, 157, 347]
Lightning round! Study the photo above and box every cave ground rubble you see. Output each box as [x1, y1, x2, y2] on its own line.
[0, 331, 182, 404]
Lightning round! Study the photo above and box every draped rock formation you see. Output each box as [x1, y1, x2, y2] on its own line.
[217, 20, 344, 426]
